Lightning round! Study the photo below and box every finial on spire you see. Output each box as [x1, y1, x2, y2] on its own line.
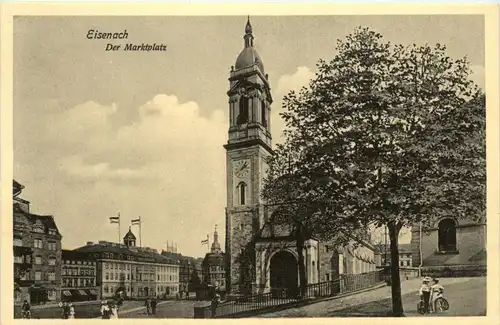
[245, 16, 253, 35]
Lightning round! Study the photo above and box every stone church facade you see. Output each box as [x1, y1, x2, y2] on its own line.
[224, 18, 377, 296]
[411, 216, 486, 271]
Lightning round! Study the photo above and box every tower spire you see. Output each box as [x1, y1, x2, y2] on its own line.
[244, 16, 254, 48]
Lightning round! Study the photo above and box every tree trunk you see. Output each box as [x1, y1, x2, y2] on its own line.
[388, 221, 404, 317]
[296, 223, 308, 298]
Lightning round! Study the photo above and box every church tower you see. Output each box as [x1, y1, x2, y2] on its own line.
[224, 17, 273, 294]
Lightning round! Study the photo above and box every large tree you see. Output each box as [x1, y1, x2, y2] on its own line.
[262, 27, 485, 316]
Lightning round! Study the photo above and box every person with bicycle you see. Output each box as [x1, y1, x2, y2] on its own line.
[418, 277, 432, 314]
[430, 278, 445, 313]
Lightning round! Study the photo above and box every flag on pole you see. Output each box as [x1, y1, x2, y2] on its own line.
[110, 216, 120, 224]
[131, 218, 141, 225]
[201, 239, 208, 245]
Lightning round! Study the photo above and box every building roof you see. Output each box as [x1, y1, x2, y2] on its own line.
[202, 252, 226, 266]
[13, 205, 62, 237]
[74, 242, 180, 265]
[13, 180, 24, 197]
[123, 228, 136, 241]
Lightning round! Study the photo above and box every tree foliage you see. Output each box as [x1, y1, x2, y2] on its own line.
[262, 26, 485, 315]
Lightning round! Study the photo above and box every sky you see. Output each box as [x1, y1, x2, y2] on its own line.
[13, 15, 485, 258]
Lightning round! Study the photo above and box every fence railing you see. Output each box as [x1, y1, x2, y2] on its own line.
[199, 270, 382, 318]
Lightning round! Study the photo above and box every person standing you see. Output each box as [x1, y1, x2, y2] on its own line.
[68, 303, 75, 319]
[101, 301, 111, 319]
[151, 297, 158, 316]
[210, 293, 220, 318]
[21, 300, 31, 319]
[110, 303, 119, 319]
[144, 298, 151, 315]
[419, 277, 432, 314]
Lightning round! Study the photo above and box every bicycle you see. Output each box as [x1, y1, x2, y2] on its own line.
[433, 295, 449, 312]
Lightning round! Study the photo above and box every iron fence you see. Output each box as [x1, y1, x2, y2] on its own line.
[200, 270, 382, 318]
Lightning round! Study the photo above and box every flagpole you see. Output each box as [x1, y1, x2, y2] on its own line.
[118, 212, 121, 244]
[139, 216, 142, 248]
[207, 234, 210, 253]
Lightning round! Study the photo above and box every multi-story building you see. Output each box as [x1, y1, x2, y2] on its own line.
[202, 226, 227, 291]
[377, 243, 413, 267]
[13, 180, 63, 305]
[161, 245, 204, 294]
[74, 228, 180, 299]
[61, 250, 99, 302]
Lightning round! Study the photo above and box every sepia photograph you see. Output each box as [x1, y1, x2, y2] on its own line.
[4, 6, 496, 321]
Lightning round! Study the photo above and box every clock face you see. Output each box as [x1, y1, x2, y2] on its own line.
[233, 159, 250, 178]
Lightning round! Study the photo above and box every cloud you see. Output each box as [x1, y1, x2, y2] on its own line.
[271, 66, 316, 144]
[21, 94, 228, 257]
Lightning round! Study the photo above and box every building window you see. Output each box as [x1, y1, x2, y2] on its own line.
[106, 273, 109, 280]
[49, 257, 56, 266]
[35, 271, 42, 281]
[13, 237, 23, 246]
[237, 96, 249, 124]
[438, 218, 457, 252]
[48, 271, 56, 281]
[35, 256, 42, 265]
[48, 241, 57, 251]
[238, 182, 247, 206]
[33, 239, 43, 249]
[261, 100, 267, 126]
[104, 286, 108, 293]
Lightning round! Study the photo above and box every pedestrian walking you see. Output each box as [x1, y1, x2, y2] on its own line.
[101, 301, 111, 319]
[21, 300, 31, 319]
[145, 298, 151, 315]
[210, 293, 220, 318]
[110, 302, 119, 319]
[60, 301, 70, 319]
[151, 297, 158, 316]
[68, 303, 75, 319]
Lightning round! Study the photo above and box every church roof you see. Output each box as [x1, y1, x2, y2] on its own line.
[234, 17, 265, 73]
[235, 47, 264, 72]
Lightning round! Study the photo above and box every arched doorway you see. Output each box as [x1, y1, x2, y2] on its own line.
[270, 251, 298, 298]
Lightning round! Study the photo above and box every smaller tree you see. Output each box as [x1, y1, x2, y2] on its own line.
[189, 268, 201, 292]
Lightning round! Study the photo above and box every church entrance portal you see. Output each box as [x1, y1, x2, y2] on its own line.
[269, 251, 299, 298]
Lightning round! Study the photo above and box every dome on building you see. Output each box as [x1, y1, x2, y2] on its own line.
[123, 227, 136, 241]
[234, 17, 265, 73]
[235, 48, 264, 72]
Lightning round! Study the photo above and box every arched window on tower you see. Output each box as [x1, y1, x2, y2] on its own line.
[237, 96, 249, 125]
[438, 218, 457, 252]
[237, 182, 247, 206]
[261, 100, 267, 127]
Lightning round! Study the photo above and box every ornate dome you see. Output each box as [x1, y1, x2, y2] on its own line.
[235, 47, 264, 72]
[234, 16, 265, 73]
